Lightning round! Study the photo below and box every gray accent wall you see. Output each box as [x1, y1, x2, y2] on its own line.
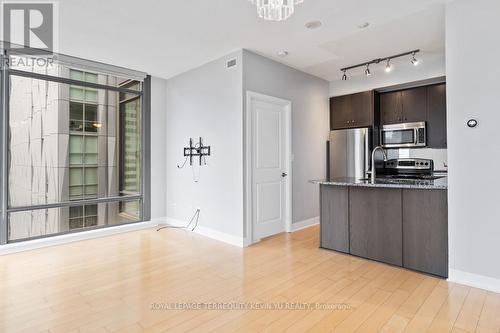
[242, 50, 330, 226]
[165, 51, 244, 238]
[164, 50, 328, 239]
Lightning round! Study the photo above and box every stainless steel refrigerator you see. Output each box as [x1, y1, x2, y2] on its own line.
[328, 128, 372, 180]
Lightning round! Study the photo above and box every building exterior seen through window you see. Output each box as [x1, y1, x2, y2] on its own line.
[6, 61, 143, 241]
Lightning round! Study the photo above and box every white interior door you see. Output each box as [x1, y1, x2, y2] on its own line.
[250, 95, 290, 240]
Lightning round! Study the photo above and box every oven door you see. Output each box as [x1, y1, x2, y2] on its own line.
[381, 128, 418, 148]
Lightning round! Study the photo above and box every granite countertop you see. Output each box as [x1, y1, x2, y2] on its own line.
[310, 176, 448, 190]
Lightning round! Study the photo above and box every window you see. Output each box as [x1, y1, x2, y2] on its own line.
[69, 205, 98, 230]
[69, 70, 100, 133]
[69, 136, 98, 199]
[68, 70, 101, 223]
[69, 102, 99, 133]
[2, 53, 148, 243]
[119, 81, 142, 216]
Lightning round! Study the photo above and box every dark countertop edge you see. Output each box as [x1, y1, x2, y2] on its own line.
[309, 179, 448, 190]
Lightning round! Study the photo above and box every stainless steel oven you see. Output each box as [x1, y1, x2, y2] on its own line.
[380, 122, 426, 148]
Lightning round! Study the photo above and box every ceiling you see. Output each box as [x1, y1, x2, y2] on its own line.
[57, 0, 447, 81]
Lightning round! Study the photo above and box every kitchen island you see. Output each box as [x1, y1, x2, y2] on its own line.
[311, 178, 448, 277]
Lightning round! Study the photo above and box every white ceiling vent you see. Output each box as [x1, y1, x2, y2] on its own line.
[226, 58, 237, 69]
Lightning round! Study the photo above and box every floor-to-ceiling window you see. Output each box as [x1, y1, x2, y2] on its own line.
[0, 48, 150, 243]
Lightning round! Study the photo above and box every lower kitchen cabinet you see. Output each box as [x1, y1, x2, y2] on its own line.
[403, 189, 448, 277]
[320, 185, 349, 253]
[349, 187, 403, 266]
[319, 185, 448, 277]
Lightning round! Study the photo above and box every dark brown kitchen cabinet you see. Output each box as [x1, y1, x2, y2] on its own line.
[349, 187, 403, 266]
[380, 91, 403, 124]
[320, 185, 349, 253]
[330, 95, 351, 130]
[380, 87, 427, 125]
[330, 91, 374, 130]
[427, 84, 447, 148]
[379, 84, 447, 148]
[403, 189, 448, 277]
[401, 87, 427, 122]
[350, 91, 374, 127]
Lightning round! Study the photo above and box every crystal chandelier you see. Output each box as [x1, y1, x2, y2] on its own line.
[249, 0, 305, 21]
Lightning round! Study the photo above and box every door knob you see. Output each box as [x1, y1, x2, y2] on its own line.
[282, 172, 288, 178]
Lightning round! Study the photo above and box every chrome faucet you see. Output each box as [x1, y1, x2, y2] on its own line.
[371, 146, 388, 183]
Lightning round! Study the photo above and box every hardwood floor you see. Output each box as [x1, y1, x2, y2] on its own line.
[0, 225, 499, 333]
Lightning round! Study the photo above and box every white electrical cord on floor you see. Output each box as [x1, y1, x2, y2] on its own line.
[156, 209, 200, 232]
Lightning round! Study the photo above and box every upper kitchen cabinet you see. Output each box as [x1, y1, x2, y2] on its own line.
[379, 83, 447, 148]
[330, 95, 351, 130]
[380, 91, 403, 124]
[401, 87, 427, 123]
[427, 84, 447, 148]
[380, 87, 427, 125]
[330, 91, 374, 130]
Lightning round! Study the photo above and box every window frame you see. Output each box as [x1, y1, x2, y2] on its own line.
[0, 49, 151, 244]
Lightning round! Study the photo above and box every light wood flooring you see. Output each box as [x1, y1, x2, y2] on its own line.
[0, 225, 499, 333]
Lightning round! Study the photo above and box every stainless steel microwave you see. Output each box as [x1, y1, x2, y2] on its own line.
[380, 122, 426, 148]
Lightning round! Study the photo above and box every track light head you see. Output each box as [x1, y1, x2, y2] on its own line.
[342, 70, 347, 81]
[385, 59, 392, 72]
[365, 64, 371, 76]
[411, 52, 419, 66]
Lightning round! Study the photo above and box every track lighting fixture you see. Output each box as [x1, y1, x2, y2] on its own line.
[340, 49, 420, 81]
[411, 52, 419, 66]
[385, 59, 392, 72]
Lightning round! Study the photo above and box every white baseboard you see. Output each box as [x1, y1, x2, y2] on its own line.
[291, 216, 319, 232]
[448, 269, 500, 293]
[0, 220, 158, 256]
[164, 217, 245, 248]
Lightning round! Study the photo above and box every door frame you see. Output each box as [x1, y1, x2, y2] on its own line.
[244, 91, 292, 246]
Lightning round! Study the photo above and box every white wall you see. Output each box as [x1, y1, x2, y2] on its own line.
[150, 77, 168, 219]
[329, 54, 445, 97]
[242, 50, 330, 226]
[446, 0, 500, 292]
[165, 51, 244, 238]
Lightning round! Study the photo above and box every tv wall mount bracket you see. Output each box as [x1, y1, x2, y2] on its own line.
[183, 137, 211, 166]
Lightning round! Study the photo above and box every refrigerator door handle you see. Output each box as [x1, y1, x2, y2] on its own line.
[364, 129, 371, 175]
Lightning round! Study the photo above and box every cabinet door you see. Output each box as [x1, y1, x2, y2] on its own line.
[403, 189, 448, 277]
[330, 95, 351, 130]
[349, 187, 402, 266]
[380, 92, 403, 125]
[350, 91, 374, 128]
[320, 185, 349, 253]
[427, 84, 447, 148]
[401, 87, 427, 122]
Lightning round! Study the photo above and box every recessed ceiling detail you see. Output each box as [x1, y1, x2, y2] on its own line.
[277, 50, 289, 57]
[305, 20, 322, 29]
